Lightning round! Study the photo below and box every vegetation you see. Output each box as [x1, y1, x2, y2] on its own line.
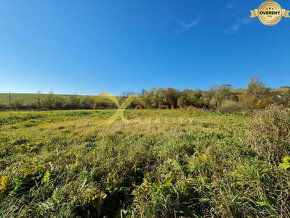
[0, 105, 289, 217]
[0, 77, 289, 112]
[247, 104, 289, 162]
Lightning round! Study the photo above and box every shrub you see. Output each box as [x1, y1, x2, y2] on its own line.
[278, 88, 290, 107]
[241, 95, 274, 110]
[248, 104, 290, 162]
[11, 98, 24, 109]
[229, 94, 239, 102]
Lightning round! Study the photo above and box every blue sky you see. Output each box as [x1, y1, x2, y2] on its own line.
[0, 0, 289, 95]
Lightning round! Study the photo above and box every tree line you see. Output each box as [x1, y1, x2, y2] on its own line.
[127, 77, 289, 112]
[1, 77, 289, 111]
[1, 93, 95, 110]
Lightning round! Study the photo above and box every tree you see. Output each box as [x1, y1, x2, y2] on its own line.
[163, 88, 179, 107]
[208, 84, 220, 108]
[139, 89, 147, 97]
[247, 76, 260, 94]
[210, 84, 220, 91]
[179, 89, 192, 107]
[120, 91, 136, 106]
[35, 91, 43, 109]
[54, 96, 64, 109]
[208, 84, 232, 108]
[69, 95, 81, 109]
[256, 83, 270, 97]
[121, 91, 135, 98]
[215, 84, 232, 107]
[43, 92, 56, 109]
[144, 88, 156, 108]
[247, 76, 269, 96]
[177, 96, 187, 107]
[187, 88, 205, 108]
[11, 98, 23, 109]
[218, 84, 232, 98]
[155, 88, 166, 107]
[81, 96, 94, 109]
[242, 77, 272, 110]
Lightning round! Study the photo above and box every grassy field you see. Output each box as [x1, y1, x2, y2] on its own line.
[0, 109, 289, 217]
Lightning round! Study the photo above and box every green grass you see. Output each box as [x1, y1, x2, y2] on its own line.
[0, 109, 289, 217]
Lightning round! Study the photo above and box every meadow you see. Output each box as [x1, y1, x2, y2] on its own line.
[0, 107, 289, 217]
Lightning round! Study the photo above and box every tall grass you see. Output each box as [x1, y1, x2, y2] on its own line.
[248, 104, 289, 162]
[0, 108, 289, 217]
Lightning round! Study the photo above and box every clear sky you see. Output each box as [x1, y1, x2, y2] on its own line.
[0, 0, 289, 95]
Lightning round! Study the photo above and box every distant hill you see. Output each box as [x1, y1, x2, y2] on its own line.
[0, 93, 87, 105]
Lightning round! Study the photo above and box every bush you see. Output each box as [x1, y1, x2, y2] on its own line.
[278, 88, 290, 107]
[11, 98, 24, 109]
[248, 104, 290, 162]
[241, 95, 274, 110]
[229, 94, 239, 102]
